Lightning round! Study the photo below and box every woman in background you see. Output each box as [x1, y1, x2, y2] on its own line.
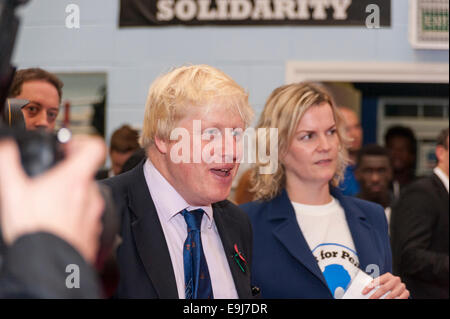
[240, 83, 409, 299]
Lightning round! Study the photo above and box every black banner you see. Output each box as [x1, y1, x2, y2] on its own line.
[119, 0, 391, 27]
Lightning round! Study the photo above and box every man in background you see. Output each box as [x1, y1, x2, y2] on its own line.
[355, 144, 393, 226]
[384, 125, 418, 200]
[390, 128, 449, 299]
[96, 124, 140, 179]
[8, 68, 63, 132]
[338, 106, 363, 196]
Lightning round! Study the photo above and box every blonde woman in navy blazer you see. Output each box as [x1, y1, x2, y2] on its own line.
[240, 83, 409, 299]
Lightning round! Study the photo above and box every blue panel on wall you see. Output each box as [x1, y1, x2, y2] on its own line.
[361, 97, 378, 145]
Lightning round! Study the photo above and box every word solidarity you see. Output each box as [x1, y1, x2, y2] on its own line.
[120, 0, 391, 27]
[156, 0, 352, 21]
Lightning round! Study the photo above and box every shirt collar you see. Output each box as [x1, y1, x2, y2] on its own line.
[143, 159, 214, 227]
[434, 166, 449, 193]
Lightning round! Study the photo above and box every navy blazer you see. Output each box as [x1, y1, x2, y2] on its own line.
[240, 187, 392, 298]
[101, 161, 255, 298]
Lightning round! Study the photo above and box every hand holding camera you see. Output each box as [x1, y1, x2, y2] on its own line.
[0, 135, 107, 264]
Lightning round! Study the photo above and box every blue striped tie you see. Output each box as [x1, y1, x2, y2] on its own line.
[182, 209, 214, 299]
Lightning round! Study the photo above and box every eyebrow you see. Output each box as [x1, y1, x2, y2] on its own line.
[202, 121, 243, 130]
[296, 124, 336, 134]
[22, 101, 42, 108]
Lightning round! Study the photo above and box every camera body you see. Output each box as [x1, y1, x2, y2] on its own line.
[0, 99, 64, 176]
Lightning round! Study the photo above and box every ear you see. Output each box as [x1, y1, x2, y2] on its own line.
[154, 135, 168, 154]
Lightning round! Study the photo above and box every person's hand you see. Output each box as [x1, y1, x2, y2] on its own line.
[0, 136, 106, 264]
[362, 272, 410, 299]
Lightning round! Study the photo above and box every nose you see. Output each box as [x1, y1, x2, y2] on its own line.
[33, 111, 50, 130]
[370, 172, 381, 183]
[317, 134, 331, 152]
[222, 131, 239, 163]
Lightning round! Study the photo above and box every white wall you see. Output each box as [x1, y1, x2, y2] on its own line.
[12, 0, 449, 143]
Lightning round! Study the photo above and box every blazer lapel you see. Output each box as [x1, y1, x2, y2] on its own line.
[213, 203, 252, 299]
[126, 163, 178, 298]
[432, 173, 449, 201]
[331, 188, 379, 272]
[269, 190, 329, 290]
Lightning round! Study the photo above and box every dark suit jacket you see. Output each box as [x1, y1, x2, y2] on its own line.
[240, 187, 392, 298]
[390, 173, 449, 299]
[0, 233, 100, 298]
[101, 161, 254, 298]
[95, 168, 109, 180]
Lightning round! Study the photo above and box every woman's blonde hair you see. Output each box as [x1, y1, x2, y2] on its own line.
[251, 82, 349, 201]
[140, 64, 253, 149]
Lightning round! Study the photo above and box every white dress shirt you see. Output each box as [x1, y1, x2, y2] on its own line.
[434, 166, 449, 193]
[143, 159, 238, 299]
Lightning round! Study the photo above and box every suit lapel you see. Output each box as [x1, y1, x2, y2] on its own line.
[213, 203, 251, 299]
[268, 190, 329, 290]
[126, 163, 178, 298]
[331, 188, 379, 272]
[432, 173, 449, 201]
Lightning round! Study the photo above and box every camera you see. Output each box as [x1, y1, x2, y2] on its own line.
[1, 99, 65, 176]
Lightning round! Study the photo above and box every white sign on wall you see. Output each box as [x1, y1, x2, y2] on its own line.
[409, 0, 449, 50]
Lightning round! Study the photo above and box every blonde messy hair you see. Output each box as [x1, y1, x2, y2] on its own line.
[251, 82, 350, 201]
[140, 64, 253, 149]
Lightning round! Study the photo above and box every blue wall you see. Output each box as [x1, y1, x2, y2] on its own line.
[13, 0, 449, 143]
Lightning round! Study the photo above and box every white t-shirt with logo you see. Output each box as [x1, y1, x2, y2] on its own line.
[292, 197, 360, 299]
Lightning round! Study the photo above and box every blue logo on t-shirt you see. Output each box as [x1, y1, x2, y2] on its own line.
[311, 243, 359, 298]
[323, 264, 351, 297]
